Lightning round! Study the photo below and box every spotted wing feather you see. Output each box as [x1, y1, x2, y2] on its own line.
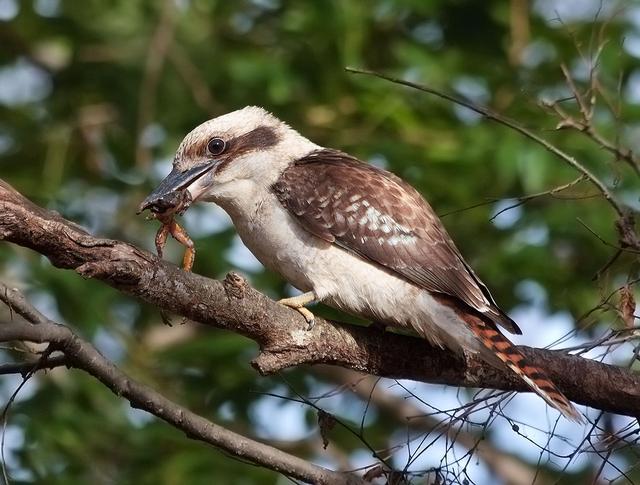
[272, 149, 520, 334]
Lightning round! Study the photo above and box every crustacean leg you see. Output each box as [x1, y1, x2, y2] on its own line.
[154, 216, 195, 271]
[168, 219, 195, 272]
[154, 222, 170, 259]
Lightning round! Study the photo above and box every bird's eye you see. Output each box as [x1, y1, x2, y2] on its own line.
[207, 137, 226, 156]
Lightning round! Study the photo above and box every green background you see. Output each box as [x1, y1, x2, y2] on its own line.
[1, 0, 639, 483]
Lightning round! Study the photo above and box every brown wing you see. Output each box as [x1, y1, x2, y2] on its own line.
[272, 149, 520, 334]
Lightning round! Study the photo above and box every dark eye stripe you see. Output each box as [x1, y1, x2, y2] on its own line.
[210, 126, 281, 174]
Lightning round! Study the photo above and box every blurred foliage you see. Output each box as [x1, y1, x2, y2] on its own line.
[1, 0, 640, 483]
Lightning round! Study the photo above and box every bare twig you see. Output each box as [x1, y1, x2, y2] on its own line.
[542, 62, 640, 176]
[1, 364, 35, 485]
[560, 63, 592, 121]
[488, 175, 588, 222]
[345, 67, 626, 218]
[438, 175, 591, 219]
[0, 283, 48, 325]
[576, 218, 640, 254]
[0, 354, 68, 376]
[314, 366, 548, 484]
[0, 288, 362, 485]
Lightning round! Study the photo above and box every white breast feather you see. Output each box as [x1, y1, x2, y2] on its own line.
[220, 186, 482, 354]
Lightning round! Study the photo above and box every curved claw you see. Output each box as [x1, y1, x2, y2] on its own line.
[278, 291, 317, 330]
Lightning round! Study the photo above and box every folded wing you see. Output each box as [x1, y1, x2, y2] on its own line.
[272, 149, 520, 334]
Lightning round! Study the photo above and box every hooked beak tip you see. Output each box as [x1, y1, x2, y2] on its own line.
[137, 194, 164, 215]
[136, 202, 150, 215]
[137, 159, 217, 215]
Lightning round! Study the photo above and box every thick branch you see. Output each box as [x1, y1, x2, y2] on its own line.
[1, 179, 639, 418]
[0, 315, 359, 485]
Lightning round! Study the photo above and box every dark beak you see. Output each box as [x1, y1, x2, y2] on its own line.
[137, 160, 218, 214]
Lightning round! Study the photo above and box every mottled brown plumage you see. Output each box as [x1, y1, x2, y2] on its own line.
[141, 106, 581, 421]
[273, 148, 581, 422]
[273, 149, 520, 334]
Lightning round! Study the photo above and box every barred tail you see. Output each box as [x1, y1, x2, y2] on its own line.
[465, 315, 582, 422]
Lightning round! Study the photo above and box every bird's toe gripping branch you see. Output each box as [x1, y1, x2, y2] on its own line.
[278, 291, 318, 330]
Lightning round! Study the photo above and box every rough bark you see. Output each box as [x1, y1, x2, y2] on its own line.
[1, 179, 639, 418]
[0, 309, 360, 485]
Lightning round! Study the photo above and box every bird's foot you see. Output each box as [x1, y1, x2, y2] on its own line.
[278, 291, 317, 330]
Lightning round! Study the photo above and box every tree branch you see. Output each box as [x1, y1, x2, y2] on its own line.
[314, 366, 548, 484]
[0, 354, 68, 376]
[1, 179, 639, 418]
[344, 66, 627, 219]
[0, 289, 361, 485]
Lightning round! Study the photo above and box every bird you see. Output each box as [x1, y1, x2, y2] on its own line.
[139, 106, 581, 421]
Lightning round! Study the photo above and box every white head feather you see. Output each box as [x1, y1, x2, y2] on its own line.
[174, 106, 319, 206]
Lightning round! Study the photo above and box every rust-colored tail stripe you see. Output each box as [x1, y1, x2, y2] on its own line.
[466, 315, 582, 422]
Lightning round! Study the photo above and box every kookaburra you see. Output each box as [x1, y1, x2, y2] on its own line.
[139, 106, 580, 421]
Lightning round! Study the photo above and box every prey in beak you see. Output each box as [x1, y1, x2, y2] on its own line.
[137, 160, 217, 271]
[137, 161, 217, 215]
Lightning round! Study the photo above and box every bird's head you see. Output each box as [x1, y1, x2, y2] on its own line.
[138, 106, 318, 214]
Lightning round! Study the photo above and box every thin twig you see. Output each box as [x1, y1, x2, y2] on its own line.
[488, 175, 587, 222]
[576, 218, 640, 254]
[314, 366, 546, 484]
[560, 63, 591, 121]
[0, 355, 68, 376]
[552, 62, 640, 176]
[0, 283, 47, 325]
[345, 67, 626, 218]
[438, 175, 591, 219]
[0, 287, 361, 485]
